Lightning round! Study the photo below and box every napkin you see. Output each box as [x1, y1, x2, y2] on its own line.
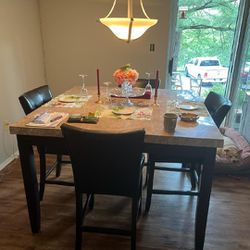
[32, 112, 51, 124]
[26, 112, 69, 127]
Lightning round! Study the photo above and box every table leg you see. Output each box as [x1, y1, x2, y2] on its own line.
[195, 148, 216, 250]
[17, 135, 40, 233]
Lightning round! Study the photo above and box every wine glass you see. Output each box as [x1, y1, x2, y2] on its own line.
[146, 72, 150, 83]
[145, 72, 152, 98]
[103, 81, 112, 104]
[79, 74, 88, 97]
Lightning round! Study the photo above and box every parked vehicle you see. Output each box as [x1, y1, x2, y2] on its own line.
[240, 61, 250, 84]
[184, 57, 228, 83]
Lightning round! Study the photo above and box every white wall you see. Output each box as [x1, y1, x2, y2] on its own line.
[39, 0, 170, 95]
[0, 0, 171, 166]
[0, 0, 46, 165]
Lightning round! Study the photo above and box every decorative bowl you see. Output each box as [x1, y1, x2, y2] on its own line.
[179, 113, 199, 122]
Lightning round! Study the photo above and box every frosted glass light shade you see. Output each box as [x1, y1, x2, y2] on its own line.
[100, 17, 158, 42]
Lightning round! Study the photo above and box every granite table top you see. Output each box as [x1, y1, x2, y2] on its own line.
[10, 86, 223, 148]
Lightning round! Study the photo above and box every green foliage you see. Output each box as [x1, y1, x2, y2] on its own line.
[201, 83, 226, 98]
[201, 83, 245, 107]
[177, 0, 240, 69]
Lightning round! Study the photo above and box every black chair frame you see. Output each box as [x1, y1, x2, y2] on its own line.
[205, 91, 232, 128]
[145, 91, 232, 212]
[19, 85, 73, 201]
[61, 124, 145, 250]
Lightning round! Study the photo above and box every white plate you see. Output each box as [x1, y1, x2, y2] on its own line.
[58, 95, 85, 103]
[112, 107, 135, 115]
[178, 104, 198, 110]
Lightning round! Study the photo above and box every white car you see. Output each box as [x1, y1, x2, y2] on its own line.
[184, 57, 228, 83]
[241, 61, 250, 83]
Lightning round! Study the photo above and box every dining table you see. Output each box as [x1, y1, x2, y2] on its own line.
[9, 85, 223, 250]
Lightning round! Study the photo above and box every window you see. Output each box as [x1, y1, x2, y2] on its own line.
[200, 60, 220, 67]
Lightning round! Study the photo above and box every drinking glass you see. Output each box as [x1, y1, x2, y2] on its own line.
[103, 81, 112, 103]
[145, 72, 152, 98]
[79, 74, 88, 97]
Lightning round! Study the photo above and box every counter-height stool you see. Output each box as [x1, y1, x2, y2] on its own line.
[19, 85, 73, 201]
[205, 91, 232, 128]
[145, 91, 232, 213]
[61, 124, 145, 250]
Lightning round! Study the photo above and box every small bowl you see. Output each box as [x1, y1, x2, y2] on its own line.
[179, 113, 199, 122]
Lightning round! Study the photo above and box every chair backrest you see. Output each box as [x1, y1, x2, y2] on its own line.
[204, 91, 232, 128]
[171, 72, 183, 90]
[61, 124, 145, 197]
[134, 78, 160, 88]
[19, 85, 53, 114]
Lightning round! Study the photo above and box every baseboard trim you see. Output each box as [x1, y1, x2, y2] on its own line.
[0, 151, 19, 171]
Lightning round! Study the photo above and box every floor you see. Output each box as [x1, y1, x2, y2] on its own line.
[0, 157, 250, 250]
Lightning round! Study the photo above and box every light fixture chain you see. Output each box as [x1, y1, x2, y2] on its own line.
[128, 0, 133, 18]
[104, 0, 117, 18]
[128, 18, 134, 42]
[140, 0, 150, 19]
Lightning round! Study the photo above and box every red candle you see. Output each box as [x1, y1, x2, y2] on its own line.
[154, 70, 159, 98]
[97, 69, 100, 96]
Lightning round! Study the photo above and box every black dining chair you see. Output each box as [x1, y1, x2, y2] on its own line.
[186, 91, 233, 184]
[19, 85, 73, 201]
[145, 91, 232, 213]
[61, 124, 145, 250]
[134, 78, 160, 185]
[18, 85, 53, 115]
[205, 91, 232, 128]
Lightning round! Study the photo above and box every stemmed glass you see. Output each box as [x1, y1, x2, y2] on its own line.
[146, 72, 150, 82]
[79, 74, 88, 97]
[145, 72, 152, 93]
[103, 81, 112, 104]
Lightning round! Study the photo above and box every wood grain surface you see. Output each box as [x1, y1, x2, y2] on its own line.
[0, 156, 249, 250]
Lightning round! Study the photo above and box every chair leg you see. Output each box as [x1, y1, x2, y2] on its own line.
[75, 192, 83, 250]
[143, 153, 149, 188]
[39, 150, 46, 201]
[137, 176, 143, 220]
[189, 164, 197, 190]
[56, 154, 63, 177]
[143, 163, 149, 188]
[196, 163, 202, 188]
[88, 193, 94, 210]
[145, 159, 155, 213]
[131, 197, 138, 250]
[183, 163, 197, 190]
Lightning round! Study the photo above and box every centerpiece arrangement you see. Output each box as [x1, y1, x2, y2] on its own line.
[113, 64, 139, 86]
[112, 64, 140, 105]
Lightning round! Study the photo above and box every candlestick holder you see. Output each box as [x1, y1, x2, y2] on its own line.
[95, 94, 103, 104]
[153, 96, 159, 106]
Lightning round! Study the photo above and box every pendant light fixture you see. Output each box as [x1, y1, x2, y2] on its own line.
[100, 0, 158, 43]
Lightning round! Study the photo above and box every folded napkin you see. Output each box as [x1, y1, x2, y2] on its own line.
[26, 112, 69, 127]
[32, 112, 51, 124]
